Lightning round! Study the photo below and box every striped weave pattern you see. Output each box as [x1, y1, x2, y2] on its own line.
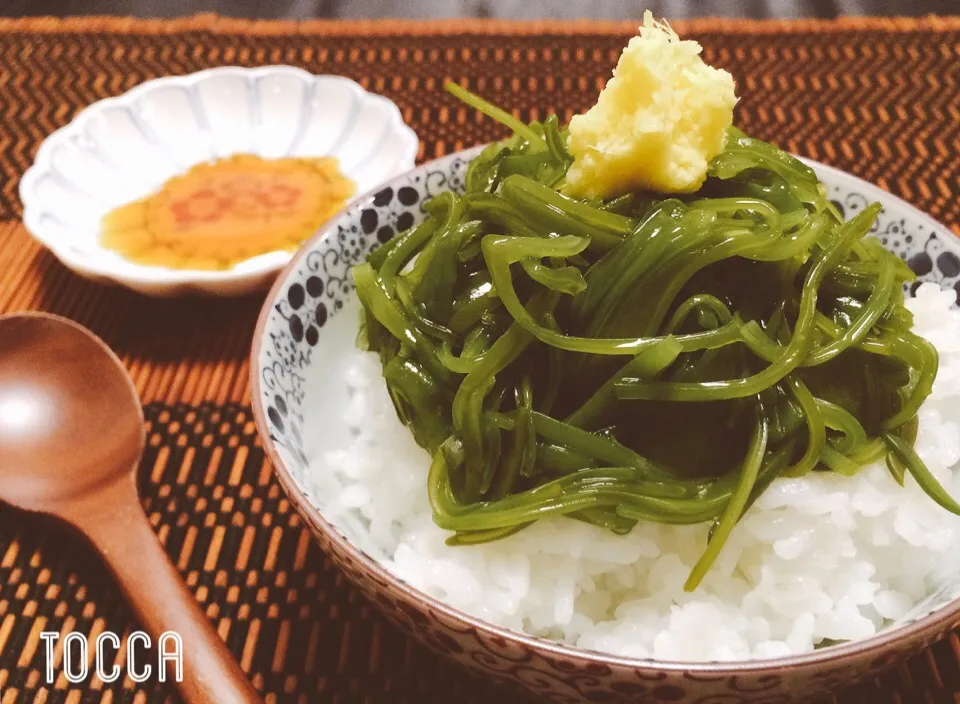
[0, 15, 957, 703]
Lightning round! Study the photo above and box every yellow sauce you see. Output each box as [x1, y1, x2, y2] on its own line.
[101, 154, 355, 270]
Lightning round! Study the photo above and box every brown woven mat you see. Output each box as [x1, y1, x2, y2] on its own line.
[0, 15, 958, 703]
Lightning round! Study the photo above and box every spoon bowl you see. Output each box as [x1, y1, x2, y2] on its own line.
[0, 312, 261, 704]
[0, 313, 143, 509]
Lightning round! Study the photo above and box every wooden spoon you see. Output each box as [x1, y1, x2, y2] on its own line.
[0, 312, 261, 703]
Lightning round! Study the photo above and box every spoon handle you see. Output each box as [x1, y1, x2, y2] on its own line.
[63, 476, 262, 704]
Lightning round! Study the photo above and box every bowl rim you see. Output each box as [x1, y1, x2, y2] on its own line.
[19, 65, 419, 291]
[251, 146, 960, 674]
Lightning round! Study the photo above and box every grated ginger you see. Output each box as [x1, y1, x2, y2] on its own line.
[564, 11, 738, 199]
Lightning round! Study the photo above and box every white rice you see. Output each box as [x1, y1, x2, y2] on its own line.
[311, 282, 960, 662]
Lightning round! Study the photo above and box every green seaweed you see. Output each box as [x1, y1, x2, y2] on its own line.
[350, 83, 948, 591]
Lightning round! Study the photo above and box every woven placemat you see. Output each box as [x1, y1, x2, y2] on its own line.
[0, 15, 958, 703]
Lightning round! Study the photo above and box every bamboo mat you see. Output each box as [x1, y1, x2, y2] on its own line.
[0, 14, 958, 704]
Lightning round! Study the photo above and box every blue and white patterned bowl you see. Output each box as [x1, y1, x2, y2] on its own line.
[250, 148, 960, 704]
[20, 66, 419, 296]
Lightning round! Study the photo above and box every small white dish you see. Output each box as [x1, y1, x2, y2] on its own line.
[19, 66, 419, 297]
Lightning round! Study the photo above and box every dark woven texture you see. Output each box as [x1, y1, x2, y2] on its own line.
[0, 16, 958, 703]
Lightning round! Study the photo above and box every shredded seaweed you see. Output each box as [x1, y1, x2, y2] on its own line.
[351, 84, 947, 590]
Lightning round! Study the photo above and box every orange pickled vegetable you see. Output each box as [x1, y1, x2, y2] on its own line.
[101, 154, 355, 270]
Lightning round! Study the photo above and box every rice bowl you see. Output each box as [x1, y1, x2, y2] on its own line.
[253, 148, 960, 704]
